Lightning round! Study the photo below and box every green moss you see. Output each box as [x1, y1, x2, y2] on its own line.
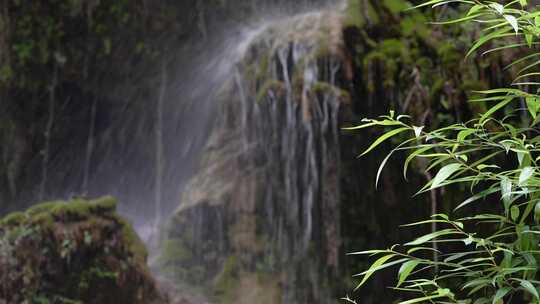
[400, 13, 430, 38]
[437, 41, 461, 67]
[0, 212, 26, 226]
[88, 196, 117, 213]
[365, 1, 381, 25]
[379, 39, 407, 58]
[24, 196, 117, 223]
[416, 57, 434, 70]
[256, 80, 285, 102]
[343, 0, 365, 29]
[50, 196, 117, 221]
[312, 82, 351, 103]
[429, 78, 446, 100]
[29, 212, 55, 228]
[117, 216, 148, 263]
[213, 255, 239, 302]
[312, 82, 336, 94]
[158, 239, 193, 265]
[26, 200, 64, 216]
[383, 0, 411, 15]
[363, 50, 398, 88]
[256, 54, 270, 82]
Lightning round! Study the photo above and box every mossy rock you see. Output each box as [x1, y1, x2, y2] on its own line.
[0, 196, 165, 304]
[157, 239, 194, 267]
[212, 256, 281, 304]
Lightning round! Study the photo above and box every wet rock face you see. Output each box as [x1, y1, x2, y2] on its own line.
[159, 9, 351, 304]
[0, 197, 165, 304]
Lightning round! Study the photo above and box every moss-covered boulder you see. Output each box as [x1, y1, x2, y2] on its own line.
[0, 196, 166, 304]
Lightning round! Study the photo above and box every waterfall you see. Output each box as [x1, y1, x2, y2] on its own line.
[162, 5, 351, 303]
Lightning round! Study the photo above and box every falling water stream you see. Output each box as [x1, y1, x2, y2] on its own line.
[158, 2, 349, 303]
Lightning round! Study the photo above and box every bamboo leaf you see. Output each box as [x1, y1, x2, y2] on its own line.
[479, 97, 514, 123]
[360, 127, 410, 156]
[354, 255, 407, 290]
[409, 0, 447, 9]
[457, 129, 476, 142]
[490, 3, 504, 14]
[413, 126, 424, 138]
[467, 27, 512, 58]
[518, 279, 539, 299]
[526, 97, 540, 119]
[504, 15, 519, 33]
[519, 166, 534, 186]
[404, 146, 433, 179]
[431, 163, 462, 189]
[376, 150, 395, 188]
[501, 177, 512, 211]
[511, 205, 520, 221]
[492, 287, 511, 304]
[397, 260, 420, 287]
[468, 4, 484, 16]
[405, 229, 460, 246]
[353, 254, 394, 288]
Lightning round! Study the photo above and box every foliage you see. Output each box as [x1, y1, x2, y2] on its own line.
[0, 0, 134, 90]
[347, 1, 540, 303]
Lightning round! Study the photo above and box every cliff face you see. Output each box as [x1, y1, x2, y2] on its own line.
[157, 9, 350, 304]
[0, 197, 165, 304]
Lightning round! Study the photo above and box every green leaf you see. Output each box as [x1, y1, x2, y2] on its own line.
[526, 34, 534, 47]
[413, 126, 424, 138]
[404, 146, 433, 179]
[343, 119, 404, 130]
[479, 96, 514, 123]
[431, 163, 462, 189]
[518, 279, 539, 299]
[407, 247, 441, 254]
[374, 155, 390, 189]
[347, 249, 391, 255]
[467, 27, 512, 58]
[457, 129, 476, 142]
[354, 254, 395, 289]
[520, 199, 538, 224]
[360, 127, 410, 156]
[492, 287, 511, 304]
[397, 260, 420, 287]
[504, 15, 519, 34]
[511, 205, 520, 221]
[526, 97, 540, 119]
[467, 4, 484, 16]
[535, 201, 540, 222]
[501, 177, 512, 211]
[490, 3, 504, 14]
[519, 166, 535, 186]
[402, 219, 459, 228]
[433, 13, 485, 25]
[405, 229, 459, 246]
[409, 0, 446, 9]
